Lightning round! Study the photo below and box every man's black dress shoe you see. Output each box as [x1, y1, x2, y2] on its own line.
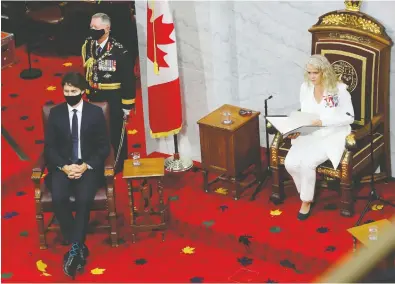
[63, 243, 85, 279]
[63, 253, 84, 279]
[80, 244, 89, 261]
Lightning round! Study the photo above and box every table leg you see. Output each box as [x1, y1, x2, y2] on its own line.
[254, 160, 263, 183]
[141, 178, 152, 213]
[128, 179, 137, 243]
[203, 170, 209, 193]
[157, 177, 166, 242]
[231, 176, 241, 200]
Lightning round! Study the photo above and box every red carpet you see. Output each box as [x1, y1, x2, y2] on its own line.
[2, 47, 395, 282]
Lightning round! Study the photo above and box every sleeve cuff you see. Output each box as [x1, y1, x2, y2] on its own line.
[122, 98, 135, 105]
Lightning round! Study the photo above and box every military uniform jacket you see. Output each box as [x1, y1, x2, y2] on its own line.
[82, 36, 135, 109]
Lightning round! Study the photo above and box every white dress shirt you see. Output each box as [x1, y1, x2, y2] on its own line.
[67, 101, 83, 159]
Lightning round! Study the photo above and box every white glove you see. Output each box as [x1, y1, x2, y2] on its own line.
[123, 109, 131, 116]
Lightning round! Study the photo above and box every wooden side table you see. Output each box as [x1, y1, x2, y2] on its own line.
[348, 219, 395, 271]
[197, 104, 262, 200]
[122, 157, 167, 243]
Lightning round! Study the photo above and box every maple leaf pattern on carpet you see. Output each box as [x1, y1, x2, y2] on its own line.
[134, 258, 147, 265]
[237, 256, 253, 266]
[219, 205, 229, 212]
[190, 276, 204, 283]
[280, 259, 302, 274]
[238, 235, 253, 247]
[202, 220, 215, 228]
[325, 246, 336, 252]
[316, 227, 329, 233]
[3, 211, 19, 219]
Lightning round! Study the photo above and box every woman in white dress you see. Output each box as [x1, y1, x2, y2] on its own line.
[284, 54, 355, 221]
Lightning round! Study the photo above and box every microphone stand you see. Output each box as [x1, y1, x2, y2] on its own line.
[20, 1, 42, 80]
[250, 95, 273, 201]
[347, 112, 395, 248]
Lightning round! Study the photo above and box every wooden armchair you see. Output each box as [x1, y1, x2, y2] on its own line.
[269, 2, 393, 217]
[31, 102, 118, 249]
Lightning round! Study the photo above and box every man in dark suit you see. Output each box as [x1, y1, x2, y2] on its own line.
[44, 72, 110, 278]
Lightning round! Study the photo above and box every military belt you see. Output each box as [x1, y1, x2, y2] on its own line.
[89, 81, 121, 90]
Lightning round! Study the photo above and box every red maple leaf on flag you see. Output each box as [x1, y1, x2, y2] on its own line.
[147, 6, 175, 69]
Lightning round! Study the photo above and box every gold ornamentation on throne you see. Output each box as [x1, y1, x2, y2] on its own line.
[329, 32, 371, 44]
[346, 133, 357, 149]
[321, 14, 381, 35]
[344, 0, 362, 12]
[270, 134, 281, 167]
[331, 60, 358, 92]
[317, 167, 341, 178]
[341, 151, 351, 179]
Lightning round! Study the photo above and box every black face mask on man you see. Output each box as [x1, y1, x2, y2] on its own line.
[64, 93, 82, 107]
[90, 28, 105, 40]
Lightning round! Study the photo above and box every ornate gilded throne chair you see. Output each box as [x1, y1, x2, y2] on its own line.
[269, 1, 393, 217]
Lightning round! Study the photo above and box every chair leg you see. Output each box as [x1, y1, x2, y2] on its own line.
[270, 167, 285, 203]
[340, 181, 354, 217]
[107, 207, 118, 247]
[106, 175, 118, 247]
[36, 213, 48, 249]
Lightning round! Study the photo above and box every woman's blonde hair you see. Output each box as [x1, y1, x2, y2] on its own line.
[304, 54, 340, 94]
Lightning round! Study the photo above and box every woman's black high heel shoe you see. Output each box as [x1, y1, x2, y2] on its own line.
[297, 202, 314, 221]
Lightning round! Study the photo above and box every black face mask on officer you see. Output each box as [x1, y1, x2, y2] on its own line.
[64, 93, 83, 107]
[90, 28, 105, 40]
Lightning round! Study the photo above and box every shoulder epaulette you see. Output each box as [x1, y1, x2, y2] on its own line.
[113, 41, 124, 49]
[111, 37, 124, 49]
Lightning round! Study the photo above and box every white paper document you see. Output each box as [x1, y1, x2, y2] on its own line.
[265, 111, 324, 138]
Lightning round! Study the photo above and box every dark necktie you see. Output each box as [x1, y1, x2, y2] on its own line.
[96, 45, 102, 56]
[71, 109, 79, 163]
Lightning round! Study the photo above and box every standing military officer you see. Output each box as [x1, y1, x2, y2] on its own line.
[82, 13, 135, 173]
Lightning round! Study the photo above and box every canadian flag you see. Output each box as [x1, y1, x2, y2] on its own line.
[147, 0, 182, 138]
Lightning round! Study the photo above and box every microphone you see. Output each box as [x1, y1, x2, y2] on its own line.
[346, 112, 354, 118]
[265, 95, 273, 102]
